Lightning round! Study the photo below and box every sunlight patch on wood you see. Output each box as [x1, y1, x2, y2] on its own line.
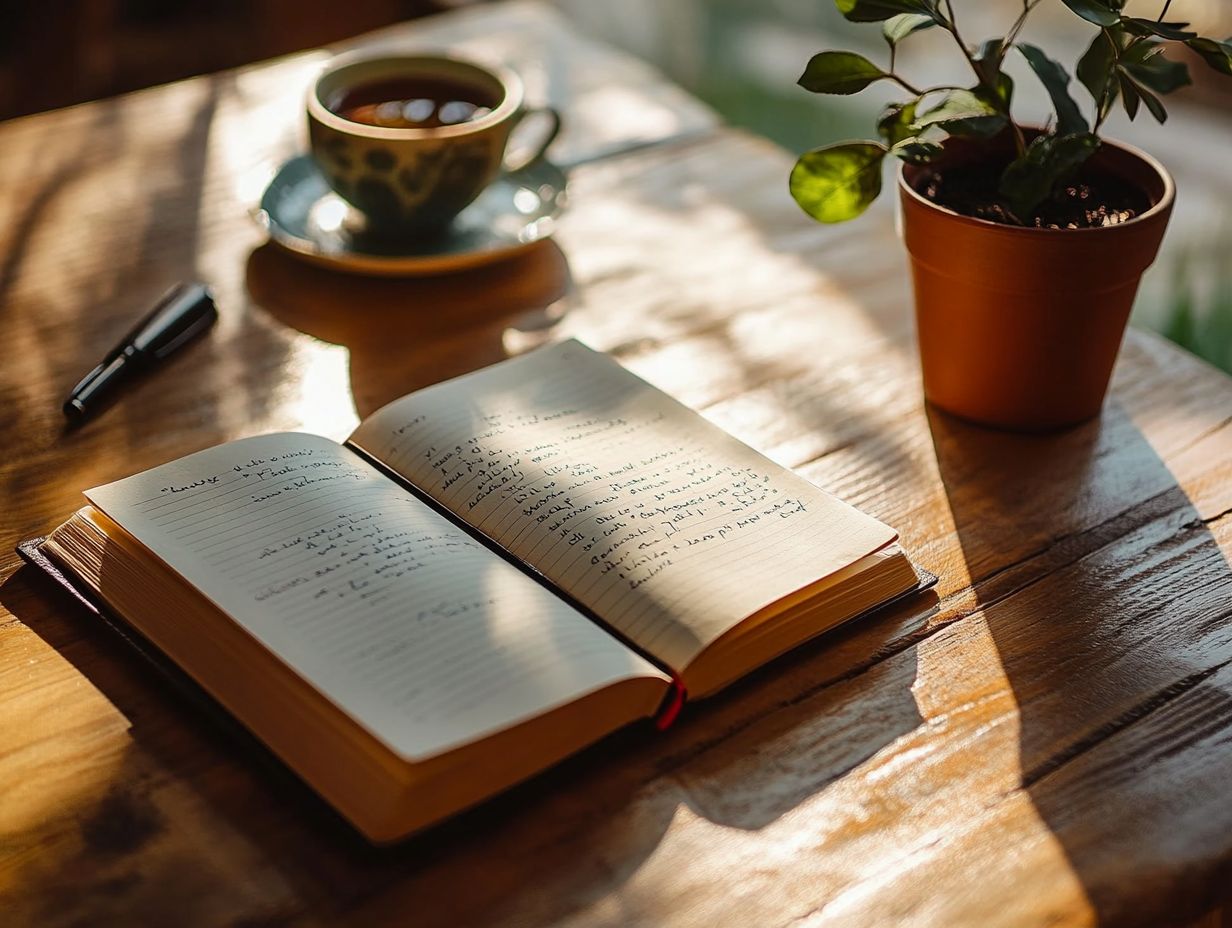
[283, 340, 359, 440]
[0, 634, 130, 844]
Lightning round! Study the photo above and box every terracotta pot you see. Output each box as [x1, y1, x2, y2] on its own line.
[898, 135, 1174, 431]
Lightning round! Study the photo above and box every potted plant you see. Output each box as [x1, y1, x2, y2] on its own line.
[790, 0, 1232, 430]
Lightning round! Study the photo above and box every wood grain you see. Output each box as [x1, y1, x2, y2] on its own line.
[2, 3, 1231, 926]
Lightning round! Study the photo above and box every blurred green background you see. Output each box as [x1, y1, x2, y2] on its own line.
[554, 0, 1232, 374]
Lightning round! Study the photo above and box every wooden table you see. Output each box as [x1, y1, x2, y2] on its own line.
[3, 3, 1232, 925]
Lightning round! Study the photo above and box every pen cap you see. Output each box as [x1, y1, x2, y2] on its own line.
[131, 282, 218, 359]
[63, 280, 218, 424]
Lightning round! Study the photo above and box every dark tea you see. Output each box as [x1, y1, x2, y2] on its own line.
[329, 76, 499, 129]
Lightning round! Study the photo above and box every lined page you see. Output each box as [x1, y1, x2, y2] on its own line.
[85, 432, 666, 762]
[350, 341, 897, 671]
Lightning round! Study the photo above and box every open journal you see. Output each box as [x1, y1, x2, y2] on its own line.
[26, 340, 930, 842]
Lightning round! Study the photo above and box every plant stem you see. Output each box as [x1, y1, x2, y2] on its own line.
[890, 75, 967, 98]
[938, 1, 990, 98]
[1002, 0, 1043, 59]
[941, 0, 1027, 156]
[1000, 0, 1040, 157]
[1159, 0, 1173, 20]
[890, 74, 925, 96]
[941, 0, 980, 80]
[1092, 27, 1118, 134]
[1008, 120, 1027, 157]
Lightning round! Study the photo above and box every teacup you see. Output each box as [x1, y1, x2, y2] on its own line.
[307, 53, 560, 235]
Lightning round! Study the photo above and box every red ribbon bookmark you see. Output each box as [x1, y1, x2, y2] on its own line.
[654, 676, 687, 731]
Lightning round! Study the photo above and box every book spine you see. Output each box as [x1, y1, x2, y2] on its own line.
[345, 441, 686, 689]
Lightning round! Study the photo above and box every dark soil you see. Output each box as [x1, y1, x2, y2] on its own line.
[918, 160, 1152, 229]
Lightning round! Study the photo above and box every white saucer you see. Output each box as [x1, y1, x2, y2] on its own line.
[254, 154, 567, 276]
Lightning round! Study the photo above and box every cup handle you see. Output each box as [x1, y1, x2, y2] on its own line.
[503, 106, 563, 173]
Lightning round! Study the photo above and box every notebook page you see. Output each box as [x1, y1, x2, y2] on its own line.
[350, 341, 897, 671]
[85, 432, 666, 762]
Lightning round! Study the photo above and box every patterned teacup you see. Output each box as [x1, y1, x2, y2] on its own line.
[307, 54, 560, 236]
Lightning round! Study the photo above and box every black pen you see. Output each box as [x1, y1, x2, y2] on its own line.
[63, 282, 218, 424]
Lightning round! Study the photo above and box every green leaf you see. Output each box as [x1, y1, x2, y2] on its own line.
[1016, 43, 1090, 135]
[971, 40, 1015, 111]
[1077, 29, 1116, 101]
[1133, 80, 1168, 122]
[1120, 43, 1192, 94]
[889, 138, 944, 164]
[883, 12, 937, 46]
[1122, 18, 1197, 41]
[999, 133, 1100, 220]
[877, 100, 920, 145]
[835, 0, 936, 23]
[1186, 37, 1232, 76]
[912, 88, 1008, 138]
[798, 51, 889, 95]
[1116, 46, 1177, 123]
[1118, 72, 1142, 119]
[1058, 0, 1121, 27]
[989, 72, 1015, 110]
[790, 143, 888, 223]
[973, 38, 1005, 86]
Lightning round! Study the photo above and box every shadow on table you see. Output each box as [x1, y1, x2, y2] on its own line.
[0, 542, 935, 926]
[1, 224, 943, 925]
[927, 401, 1232, 925]
[244, 240, 575, 419]
[245, 232, 941, 834]
[0, 551, 661, 909]
[0, 73, 306, 565]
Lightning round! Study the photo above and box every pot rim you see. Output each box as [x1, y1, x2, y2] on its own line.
[896, 133, 1175, 235]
